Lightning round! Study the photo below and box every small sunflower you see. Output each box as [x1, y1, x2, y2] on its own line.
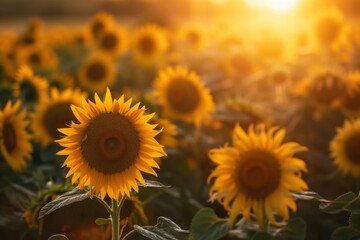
[315, 7, 344, 47]
[31, 88, 85, 147]
[338, 71, 360, 117]
[132, 24, 168, 66]
[78, 53, 115, 93]
[13, 66, 49, 104]
[0, 100, 32, 171]
[208, 124, 308, 226]
[152, 66, 215, 126]
[330, 119, 360, 177]
[17, 47, 58, 70]
[97, 28, 128, 56]
[89, 12, 115, 39]
[56, 89, 166, 199]
[179, 25, 206, 51]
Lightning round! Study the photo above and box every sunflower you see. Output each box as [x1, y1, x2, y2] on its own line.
[179, 25, 206, 51]
[16, 18, 44, 49]
[132, 24, 168, 66]
[208, 124, 308, 226]
[97, 28, 128, 56]
[0, 100, 32, 171]
[338, 71, 360, 117]
[78, 53, 115, 93]
[152, 116, 177, 148]
[330, 119, 360, 177]
[31, 88, 85, 147]
[17, 47, 58, 70]
[13, 66, 49, 104]
[315, 7, 344, 47]
[56, 89, 166, 199]
[294, 68, 347, 106]
[152, 66, 215, 126]
[89, 12, 115, 39]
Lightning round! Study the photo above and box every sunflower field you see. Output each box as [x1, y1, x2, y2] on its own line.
[1, 0, 360, 239]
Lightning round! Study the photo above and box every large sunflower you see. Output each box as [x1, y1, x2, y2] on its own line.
[152, 66, 215, 126]
[208, 124, 308, 226]
[330, 119, 360, 177]
[97, 28, 128, 57]
[78, 53, 115, 93]
[0, 100, 32, 171]
[13, 66, 49, 104]
[31, 88, 86, 147]
[132, 24, 168, 66]
[56, 89, 166, 199]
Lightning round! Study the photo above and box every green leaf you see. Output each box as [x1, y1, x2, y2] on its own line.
[291, 191, 324, 201]
[251, 232, 273, 240]
[190, 208, 229, 240]
[330, 227, 360, 240]
[95, 218, 111, 226]
[133, 216, 189, 240]
[48, 234, 69, 240]
[137, 180, 169, 188]
[39, 188, 90, 219]
[320, 192, 357, 214]
[274, 218, 306, 240]
[346, 197, 360, 214]
[350, 214, 360, 231]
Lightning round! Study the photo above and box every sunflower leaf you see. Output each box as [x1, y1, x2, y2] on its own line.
[95, 217, 111, 226]
[48, 234, 69, 240]
[190, 208, 229, 240]
[274, 218, 306, 240]
[330, 227, 360, 240]
[320, 192, 357, 214]
[39, 188, 90, 219]
[133, 216, 189, 240]
[138, 180, 169, 188]
[291, 191, 324, 201]
[350, 213, 360, 231]
[251, 232, 273, 240]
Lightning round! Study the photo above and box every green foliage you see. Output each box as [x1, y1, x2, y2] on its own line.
[139, 180, 170, 188]
[190, 208, 229, 240]
[252, 232, 273, 240]
[39, 187, 90, 219]
[48, 234, 69, 240]
[274, 218, 307, 240]
[133, 216, 189, 240]
[320, 192, 360, 214]
[95, 217, 111, 226]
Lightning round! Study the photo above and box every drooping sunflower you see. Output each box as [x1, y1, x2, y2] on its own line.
[89, 12, 115, 39]
[338, 71, 360, 117]
[31, 88, 85, 147]
[315, 7, 344, 47]
[330, 119, 360, 177]
[78, 53, 115, 93]
[132, 24, 168, 66]
[13, 66, 49, 104]
[97, 28, 128, 57]
[0, 100, 32, 171]
[152, 66, 215, 126]
[208, 124, 308, 226]
[56, 89, 166, 199]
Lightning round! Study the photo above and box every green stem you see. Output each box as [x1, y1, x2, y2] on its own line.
[260, 203, 269, 233]
[112, 198, 120, 240]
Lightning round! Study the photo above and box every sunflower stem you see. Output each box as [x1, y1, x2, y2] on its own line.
[110, 196, 124, 240]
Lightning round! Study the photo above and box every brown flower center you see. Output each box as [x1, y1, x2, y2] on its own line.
[22, 34, 36, 45]
[166, 79, 200, 114]
[139, 35, 156, 55]
[2, 121, 17, 153]
[20, 80, 39, 102]
[235, 150, 281, 199]
[29, 52, 41, 65]
[86, 61, 106, 83]
[344, 132, 360, 165]
[92, 21, 105, 36]
[43, 102, 77, 140]
[81, 113, 140, 174]
[101, 33, 118, 51]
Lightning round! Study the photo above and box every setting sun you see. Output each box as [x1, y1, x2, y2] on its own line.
[244, 0, 298, 12]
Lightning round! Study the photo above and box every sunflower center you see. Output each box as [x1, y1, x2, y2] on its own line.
[86, 61, 106, 82]
[92, 21, 105, 36]
[43, 102, 77, 140]
[29, 52, 41, 65]
[2, 121, 17, 153]
[344, 132, 360, 165]
[22, 34, 36, 45]
[81, 113, 140, 174]
[101, 33, 118, 51]
[20, 80, 39, 102]
[139, 35, 156, 55]
[166, 79, 200, 113]
[235, 150, 281, 199]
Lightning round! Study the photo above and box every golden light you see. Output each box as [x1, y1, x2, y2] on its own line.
[244, 0, 298, 13]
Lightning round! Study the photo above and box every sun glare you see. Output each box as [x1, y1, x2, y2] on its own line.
[244, 0, 298, 13]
